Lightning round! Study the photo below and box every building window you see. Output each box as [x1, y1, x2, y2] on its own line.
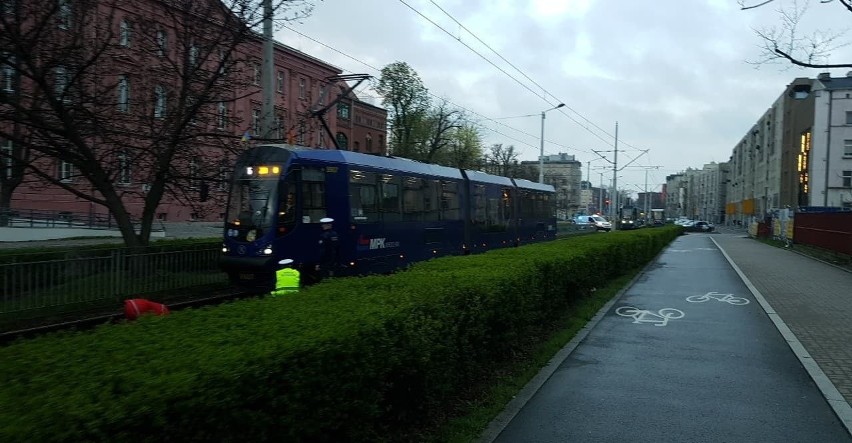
[336, 132, 348, 149]
[217, 164, 229, 191]
[1, 53, 14, 93]
[843, 170, 852, 188]
[252, 108, 260, 135]
[297, 121, 305, 145]
[274, 114, 282, 139]
[276, 71, 284, 93]
[117, 75, 129, 112]
[845, 139, 852, 157]
[298, 78, 305, 99]
[1, 139, 12, 180]
[119, 19, 131, 47]
[156, 30, 167, 57]
[217, 49, 227, 75]
[59, 160, 73, 182]
[366, 135, 372, 152]
[154, 85, 166, 118]
[846, 111, 852, 125]
[217, 101, 227, 129]
[2, 0, 13, 14]
[54, 65, 69, 101]
[189, 159, 199, 190]
[117, 151, 131, 184]
[337, 103, 349, 120]
[58, 0, 71, 30]
[318, 85, 326, 105]
[188, 44, 199, 67]
[253, 63, 260, 86]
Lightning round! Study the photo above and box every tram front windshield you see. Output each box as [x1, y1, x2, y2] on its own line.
[225, 165, 281, 240]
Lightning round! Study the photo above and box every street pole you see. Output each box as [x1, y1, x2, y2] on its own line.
[598, 171, 604, 214]
[261, 0, 275, 140]
[539, 103, 564, 183]
[611, 122, 619, 229]
[644, 169, 648, 222]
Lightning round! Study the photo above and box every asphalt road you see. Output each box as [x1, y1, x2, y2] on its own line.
[493, 234, 850, 443]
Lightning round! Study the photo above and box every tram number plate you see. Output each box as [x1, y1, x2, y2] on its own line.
[239, 273, 255, 280]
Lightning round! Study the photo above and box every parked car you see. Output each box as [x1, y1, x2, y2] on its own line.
[685, 221, 715, 232]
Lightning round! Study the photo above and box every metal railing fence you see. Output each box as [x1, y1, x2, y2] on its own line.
[0, 248, 226, 314]
[0, 208, 165, 232]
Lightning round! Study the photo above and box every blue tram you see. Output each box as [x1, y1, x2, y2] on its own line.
[219, 144, 556, 289]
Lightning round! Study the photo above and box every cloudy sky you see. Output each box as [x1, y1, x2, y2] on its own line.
[277, 0, 852, 195]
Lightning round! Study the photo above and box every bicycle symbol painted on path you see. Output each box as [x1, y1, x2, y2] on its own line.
[615, 306, 685, 327]
[685, 292, 749, 305]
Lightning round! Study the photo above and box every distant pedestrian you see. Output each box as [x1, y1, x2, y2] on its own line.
[316, 217, 339, 280]
[270, 258, 300, 295]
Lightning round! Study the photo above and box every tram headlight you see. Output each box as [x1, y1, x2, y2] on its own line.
[222, 244, 228, 253]
[262, 245, 273, 255]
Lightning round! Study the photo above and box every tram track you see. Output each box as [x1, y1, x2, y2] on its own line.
[0, 286, 258, 345]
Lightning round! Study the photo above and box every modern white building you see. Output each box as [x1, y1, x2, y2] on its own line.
[811, 73, 852, 208]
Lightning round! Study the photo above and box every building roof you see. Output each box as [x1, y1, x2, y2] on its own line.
[816, 74, 852, 90]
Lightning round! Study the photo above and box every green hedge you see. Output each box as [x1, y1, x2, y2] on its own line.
[0, 227, 680, 442]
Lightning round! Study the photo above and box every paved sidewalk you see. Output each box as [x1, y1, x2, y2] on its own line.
[712, 233, 852, 406]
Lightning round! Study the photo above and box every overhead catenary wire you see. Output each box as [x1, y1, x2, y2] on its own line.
[415, 0, 650, 153]
[280, 25, 585, 158]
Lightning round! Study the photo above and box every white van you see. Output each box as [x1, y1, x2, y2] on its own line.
[575, 215, 611, 232]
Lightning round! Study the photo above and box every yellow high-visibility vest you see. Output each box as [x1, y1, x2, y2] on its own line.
[271, 268, 300, 295]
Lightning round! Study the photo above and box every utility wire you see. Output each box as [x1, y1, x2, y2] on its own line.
[281, 25, 584, 158]
[420, 0, 649, 153]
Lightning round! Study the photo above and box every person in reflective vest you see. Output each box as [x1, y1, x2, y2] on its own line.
[271, 258, 300, 295]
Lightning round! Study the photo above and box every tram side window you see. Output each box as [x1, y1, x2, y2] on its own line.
[301, 167, 326, 223]
[403, 176, 425, 222]
[349, 170, 377, 223]
[487, 196, 505, 231]
[381, 174, 401, 223]
[441, 181, 460, 220]
[423, 180, 440, 221]
[501, 187, 513, 226]
[520, 190, 534, 219]
[277, 173, 298, 235]
[546, 193, 556, 217]
[473, 184, 486, 225]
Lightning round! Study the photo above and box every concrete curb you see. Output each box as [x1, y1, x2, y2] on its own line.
[477, 255, 656, 443]
[712, 237, 852, 438]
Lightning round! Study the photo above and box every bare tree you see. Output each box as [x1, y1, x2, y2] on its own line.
[483, 143, 520, 176]
[0, 0, 315, 246]
[419, 100, 464, 163]
[741, 0, 852, 68]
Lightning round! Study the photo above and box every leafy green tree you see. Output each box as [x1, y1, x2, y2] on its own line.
[376, 61, 430, 158]
[434, 123, 483, 169]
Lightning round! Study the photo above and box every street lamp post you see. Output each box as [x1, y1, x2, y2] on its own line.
[539, 103, 564, 183]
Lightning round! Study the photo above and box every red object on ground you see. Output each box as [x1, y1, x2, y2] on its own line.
[124, 298, 170, 321]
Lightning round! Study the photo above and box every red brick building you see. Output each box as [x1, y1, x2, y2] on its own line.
[0, 0, 387, 223]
